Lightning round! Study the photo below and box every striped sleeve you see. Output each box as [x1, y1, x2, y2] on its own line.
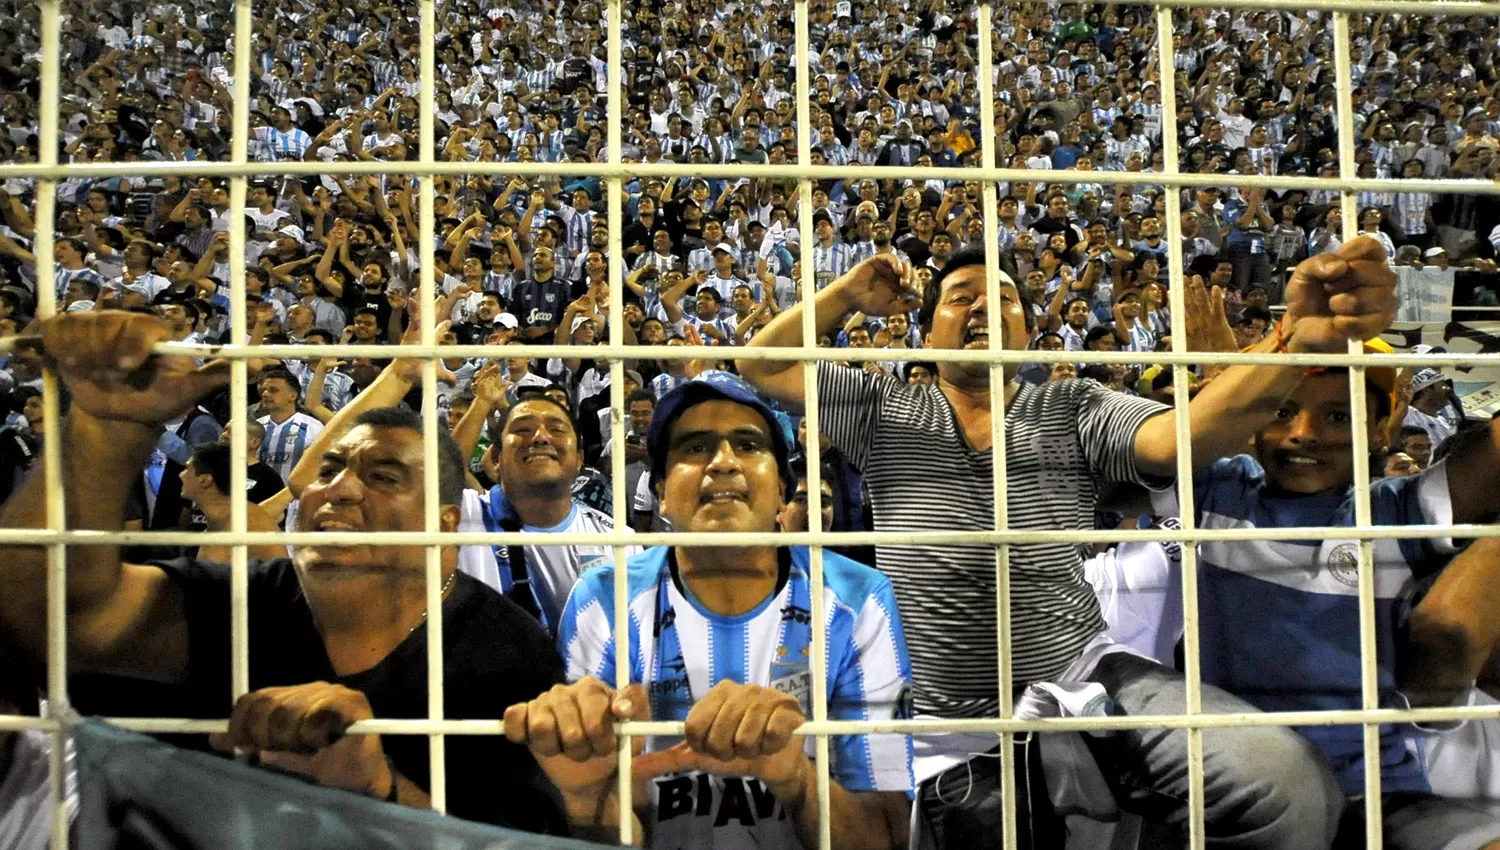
[829, 575, 914, 793]
[1074, 380, 1169, 486]
[814, 360, 894, 471]
[556, 571, 616, 682]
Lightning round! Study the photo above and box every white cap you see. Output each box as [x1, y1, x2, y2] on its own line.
[277, 224, 305, 242]
[571, 315, 596, 336]
[493, 312, 519, 330]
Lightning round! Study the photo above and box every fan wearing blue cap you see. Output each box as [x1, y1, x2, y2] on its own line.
[505, 371, 914, 850]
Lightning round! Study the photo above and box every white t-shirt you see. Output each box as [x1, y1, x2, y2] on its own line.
[0, 730, 76, 850]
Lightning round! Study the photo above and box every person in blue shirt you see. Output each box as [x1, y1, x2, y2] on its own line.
[1222, 184, 1274, 293]
[505, 372, 913, 849]
[1157, 333, 1500, 849]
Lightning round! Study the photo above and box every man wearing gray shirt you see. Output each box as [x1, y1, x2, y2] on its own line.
[740, 241, 1397, 849]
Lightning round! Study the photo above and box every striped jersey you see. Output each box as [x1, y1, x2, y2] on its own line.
[815, 364, 1165, 717]
[477, 486, 642, 631]
[558, 546, 913, 849]
[255, 412, 323, 484]
[1158, 455, 1459, 796]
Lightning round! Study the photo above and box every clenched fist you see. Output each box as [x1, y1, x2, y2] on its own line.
[210, 682, 395, 801]
[35, 310, 228, 426]
[1282, 236, 1398, 353]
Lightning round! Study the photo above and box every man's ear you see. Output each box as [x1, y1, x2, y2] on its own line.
[440, 504, 462, 533]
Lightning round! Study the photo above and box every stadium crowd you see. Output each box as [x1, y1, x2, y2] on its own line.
[0, 0, 1499, 848]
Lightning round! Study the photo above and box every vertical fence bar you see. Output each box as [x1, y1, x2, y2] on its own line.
[1331, 11, 1383, 846]
[606, 0, 634, 841]
[227, 0, 254, 709]
[974, 6, 1017, 849]
[417, 0, 446, 814]
[1153, 7, 1208, 848]
[35, 0, 66, 844]
[792, 4, 830, 849]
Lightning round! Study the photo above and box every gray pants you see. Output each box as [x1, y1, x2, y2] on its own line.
[1083, 651, 1345, 850]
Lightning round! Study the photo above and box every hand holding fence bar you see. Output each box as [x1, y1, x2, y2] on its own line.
[1280, 235, 1399, 354]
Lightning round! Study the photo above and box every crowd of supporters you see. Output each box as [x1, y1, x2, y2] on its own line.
[0, 1, 1499, 849]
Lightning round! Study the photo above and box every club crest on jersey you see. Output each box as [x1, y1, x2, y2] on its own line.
[769, 662, 812, 718]
[1325, 542, 1362, 588]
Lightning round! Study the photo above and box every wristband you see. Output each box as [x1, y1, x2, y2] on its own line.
[1271, 315, 1290, 354]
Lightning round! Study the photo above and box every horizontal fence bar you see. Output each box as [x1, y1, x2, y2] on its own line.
[3, 523, 1494, 547]
[1, 159, 1498, 197]
[2, 702, 1494, 735]
[4, 339, 1496, 370]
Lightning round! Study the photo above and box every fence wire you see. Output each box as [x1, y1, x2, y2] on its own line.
[10, 1, 1500, 849]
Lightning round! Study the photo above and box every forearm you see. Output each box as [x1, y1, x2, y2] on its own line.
[561, 791, 645, 846]
[0, 413, 157, 656]
[286, 367, 415, 496]
[1402, 536, 1500, 707]
[739, 281, 851, 383]
[776, 762, 905, 850]
[452, 396, 498, 458]
[1135, 334, 1304, 476]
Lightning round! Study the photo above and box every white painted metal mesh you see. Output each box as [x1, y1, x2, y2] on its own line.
[5, 2, 1500, 849]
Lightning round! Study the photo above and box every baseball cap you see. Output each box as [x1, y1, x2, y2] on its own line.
[1423, 246, 1446, 258]
[1410, 367, 1451, 396]
[493, 312, 519, 329]
[647, 370, 795, 490]
[277, 224, 305, 242]
[711, 242, 736, 255]
[570, 315, 596, 336]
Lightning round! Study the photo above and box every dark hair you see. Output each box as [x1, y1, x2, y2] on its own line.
[188, 443, 232, 496]
[1078, 364, 1115, 384]
[1084, 326, 1115, 349]
[305, 328, 335, 344]
[1238, 305, 1273, 327]
[257, 368, 299, 393]
[626, 388, 655, 407]
[350, 407, 467, 505]
[1398, 426, 1429, 445]
[495, 395, 582, 452]
[919, 248, 1035, 333]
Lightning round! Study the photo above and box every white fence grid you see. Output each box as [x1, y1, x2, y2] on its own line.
[6, 0, 1500, 849]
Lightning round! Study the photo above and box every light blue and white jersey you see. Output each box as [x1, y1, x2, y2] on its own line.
[1156, 455, 1460, 796]
[650, 372, 691, 400]
[558, 546, 914, 850]
[255, 411, 323, 484]
[477, 486, 642, 632]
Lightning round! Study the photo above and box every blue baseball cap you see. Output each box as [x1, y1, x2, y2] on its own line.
[647, 371, 795, 491]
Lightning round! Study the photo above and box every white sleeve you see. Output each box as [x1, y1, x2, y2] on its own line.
[633, 470, 656, 512]
[456, 490, 504, 594]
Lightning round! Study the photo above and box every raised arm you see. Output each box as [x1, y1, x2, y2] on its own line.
[736, 255, 919, 407]
[1132, 237, 1398, 478]
[0, 312, 229, 682]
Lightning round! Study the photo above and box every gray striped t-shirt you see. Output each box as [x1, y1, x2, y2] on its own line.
[816, 362, 1167, 718]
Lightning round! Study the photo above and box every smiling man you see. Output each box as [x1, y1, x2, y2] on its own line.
[0, 311, 568, 833]
[737, 242, 1401, 849]
[505, 372, 913, 849]
[476, 395, 640, 631]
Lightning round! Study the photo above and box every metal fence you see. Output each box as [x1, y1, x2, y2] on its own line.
[4, 1, 1500, 849]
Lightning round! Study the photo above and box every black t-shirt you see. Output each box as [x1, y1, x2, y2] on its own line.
[185, 464, 286, 534]
[68, 558, 569, 834]
[341, 284, 393, 331]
